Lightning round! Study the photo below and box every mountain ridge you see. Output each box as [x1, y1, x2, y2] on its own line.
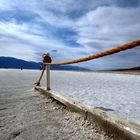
[0, 56, 90, 71]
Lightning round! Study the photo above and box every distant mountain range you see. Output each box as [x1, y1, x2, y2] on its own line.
[129, 66, 140, 70]
[0, 56, 139, 71]
[0, 56, 89, 71]
[115, 66, 140, 71]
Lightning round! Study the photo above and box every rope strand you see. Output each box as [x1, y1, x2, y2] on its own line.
[44, 39, 140, 65]
[35, 39, 140, 84]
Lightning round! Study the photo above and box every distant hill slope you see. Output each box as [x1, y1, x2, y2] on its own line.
[115, 66, 140, 71]
[0, 56, 89, 71]
[126, 66, 140, 70]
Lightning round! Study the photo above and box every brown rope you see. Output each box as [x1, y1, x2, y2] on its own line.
[44, 39, 140, 65]
[35, 39, 140, 84]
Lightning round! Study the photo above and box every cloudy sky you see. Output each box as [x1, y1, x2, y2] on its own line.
[0, 0, 140, 70]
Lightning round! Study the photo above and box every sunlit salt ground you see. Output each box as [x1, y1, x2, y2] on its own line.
[0, 69, 140, 125]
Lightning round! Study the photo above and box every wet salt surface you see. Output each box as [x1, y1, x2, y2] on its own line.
[0, 69, 140, 125]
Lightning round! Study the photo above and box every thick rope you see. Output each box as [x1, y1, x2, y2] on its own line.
[36, 39, 140, 84]
[45, 39, 140, 65]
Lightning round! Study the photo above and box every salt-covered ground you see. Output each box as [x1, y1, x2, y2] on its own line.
[0, 69, 113, 140]
[0, 69, 140, 125]
[50, 71, 140, 125]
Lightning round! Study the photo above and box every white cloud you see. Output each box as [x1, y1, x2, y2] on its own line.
[75, 6, 140, 46]
[0, 20, 84, 62]
[73, 6, 140, 69]
[0, 0, 140, 69]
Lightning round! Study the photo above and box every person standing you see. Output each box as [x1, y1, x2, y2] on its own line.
[40, 65, 42, 71]
[21, 66, 23, 70]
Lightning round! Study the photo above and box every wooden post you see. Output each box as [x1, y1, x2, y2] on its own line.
[46, 65, 51, 90]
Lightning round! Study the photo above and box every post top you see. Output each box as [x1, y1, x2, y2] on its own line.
[43, 53, 52, 63]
